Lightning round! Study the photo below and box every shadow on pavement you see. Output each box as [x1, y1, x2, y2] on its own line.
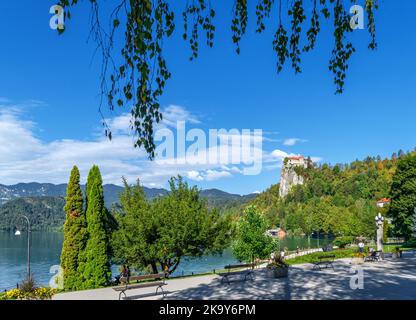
[162, 253, 416, 300]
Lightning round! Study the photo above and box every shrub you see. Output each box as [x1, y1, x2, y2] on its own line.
[333, 236, 355, 248]
[267, 255, 288, 269]
[19, 275, 36, 295]
[404, 238, 416, 248]
[2, 288, 24, 300]
[33, 287, 57, 300]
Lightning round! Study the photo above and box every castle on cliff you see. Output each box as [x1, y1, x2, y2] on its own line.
[279, 156, 312, 198]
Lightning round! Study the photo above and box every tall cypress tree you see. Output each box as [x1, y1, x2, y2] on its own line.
[81, 165, 112, 289]
[60, 166, 87, 290]
[389, 152, 416, 239]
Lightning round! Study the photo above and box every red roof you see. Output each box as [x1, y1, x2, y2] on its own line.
[288, 156, 304, 160]
[377, 198, 391, 204]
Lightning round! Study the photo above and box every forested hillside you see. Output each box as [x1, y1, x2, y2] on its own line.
[251, 152, 407, 238]
[0, 188, 254, 231]
[0, 197, 66, 231]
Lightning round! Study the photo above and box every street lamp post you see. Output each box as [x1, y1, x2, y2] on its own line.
[15, 215, 31, 279]
[375, 212, 384, 254]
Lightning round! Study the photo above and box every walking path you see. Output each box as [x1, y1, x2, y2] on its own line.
[54, 251, 416, 300]
[285, 248, 322, 260]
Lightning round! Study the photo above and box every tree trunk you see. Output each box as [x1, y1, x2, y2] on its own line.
[150, 262, 158, 274]
[168, 257, 181, 275]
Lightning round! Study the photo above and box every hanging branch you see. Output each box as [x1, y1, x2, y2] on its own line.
[288, 0, 306, 74]
[366, 0, 378, 50]
[231, 0, 248, 54]
[329, 0, 355, 94]
[183, 0, 215, 61]
[303, 0, 320, 52]
[273, 0, 289, 73]
[256, 0, 275, 33]
[56, 0, 379, 157]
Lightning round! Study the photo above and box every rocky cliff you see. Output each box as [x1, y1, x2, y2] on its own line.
[279, 156, 310, 198]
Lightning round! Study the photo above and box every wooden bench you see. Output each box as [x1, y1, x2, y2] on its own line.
[112, 273, 167, 300]
[219, 263, 255, 284]
[312, 255, 335, 271]
[364, 251, 382, 262]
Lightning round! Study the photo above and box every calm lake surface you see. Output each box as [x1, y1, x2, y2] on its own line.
[0, 232, 331, 291]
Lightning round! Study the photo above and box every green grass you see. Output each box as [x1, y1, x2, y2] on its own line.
[285, 248, 357, 265]
[371, 243, 415, 253]
[285, 241, 416, 266]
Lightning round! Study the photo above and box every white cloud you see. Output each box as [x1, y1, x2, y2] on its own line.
[161, 105, 200, 127]
[0, 104, 246, 186]
[0, 101, 321, 187]
[283, 138, 308, 146]
[106, 104, 201, 135]
[270, 149, 290, 159]
[311, 156, 323, 163]
[186, 169, 233, 182]
[205, 170, 232, 181]
[187, 170, 203, 181]
[106, 113, 131, 134]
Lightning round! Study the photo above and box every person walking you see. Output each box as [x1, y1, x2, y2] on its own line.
[358, 240, 365, 253]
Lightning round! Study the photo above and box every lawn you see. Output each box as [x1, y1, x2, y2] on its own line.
[285, 248, 357, 265]
[285, 240, 416, 265]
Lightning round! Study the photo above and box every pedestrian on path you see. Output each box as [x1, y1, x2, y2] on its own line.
[358, 240, 365, 253]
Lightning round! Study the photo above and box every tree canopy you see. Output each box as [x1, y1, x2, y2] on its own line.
[56, 0, 379, 158]
[60, 166, 88, 291]
[111, 176, 232, 275]
[78, 165, 112, 289]
[232, 205, 276, 262]
[389, 153, 416, 239]
[250, 150, 411, 239]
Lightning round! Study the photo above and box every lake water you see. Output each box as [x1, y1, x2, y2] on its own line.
[0, 232, 331, 291]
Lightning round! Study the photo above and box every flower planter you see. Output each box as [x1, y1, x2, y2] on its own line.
[267, 267, 289, 278]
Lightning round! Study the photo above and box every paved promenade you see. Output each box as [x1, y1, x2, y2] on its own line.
[54, 251, 416, 300]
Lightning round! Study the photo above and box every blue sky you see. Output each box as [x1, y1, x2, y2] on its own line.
[0, 1, 415, 194]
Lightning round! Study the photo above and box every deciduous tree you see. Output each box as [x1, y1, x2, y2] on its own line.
[111, 176, 232, 275]
[232, 205, 276, 263]
[389, 152, 416, 239]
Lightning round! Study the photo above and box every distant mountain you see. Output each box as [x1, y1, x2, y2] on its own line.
[0, 183, 68, 204]
[0, 184, 256, 231]
[0, 196, 66, 231]
[0, 183, 168, 208]
[0, 183, 256, 230]
[200, 189, 257, 209]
